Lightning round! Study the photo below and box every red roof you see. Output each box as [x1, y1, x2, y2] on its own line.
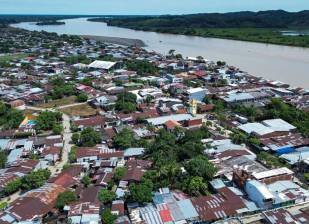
[74, 116, 105, 127]
[164, 120, 181, 129]
[191, 187, 245, 222]
[49, 173, 76, 188]
[159, 209, 173, 223]
[76, 148, 100, 159]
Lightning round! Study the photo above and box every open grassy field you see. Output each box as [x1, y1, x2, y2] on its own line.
[38, 96, 77, 108]
[59, 104, 100, 117]
[0, 53, 28, 63]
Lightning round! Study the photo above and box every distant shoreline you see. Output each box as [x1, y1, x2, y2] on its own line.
[82, 35, 145, 47]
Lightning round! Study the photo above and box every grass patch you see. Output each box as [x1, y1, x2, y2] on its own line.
[0, 53, 28, 63]
[257, 151, 291, 169]
[38, 96, 77, 108]
[60, 104, 99, 117]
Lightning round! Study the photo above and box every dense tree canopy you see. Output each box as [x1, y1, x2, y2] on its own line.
[76, 93, 88, 102]
[124, 60, 158, 76]
[98, 189, 117, 204]
[114, 128, 135, 150]
[130, 179, 153, 204]
[141, 126, 215, 196]
[36, 111, 62, 131]
[55, 190, 77, 209]
[80, 127, 102, 147]
[0, 102, 24, 130]
[115, 92, 137, 113]
[21, 169, 51, 190]
[101, 209, 117, 224]
[185, 155, 217, 181]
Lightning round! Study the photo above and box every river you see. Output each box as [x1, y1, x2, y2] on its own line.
[12, 18, 309, 88]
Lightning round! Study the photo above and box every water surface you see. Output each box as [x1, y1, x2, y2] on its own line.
[12, 18, 309, 88]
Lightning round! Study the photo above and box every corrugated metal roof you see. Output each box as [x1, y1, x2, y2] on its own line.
[140, 205, 163, 224]
[147, 114, 193, 126]
[177, 199, 198, 219]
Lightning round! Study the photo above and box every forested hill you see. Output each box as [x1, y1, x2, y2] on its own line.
[90, 10, 309, 29]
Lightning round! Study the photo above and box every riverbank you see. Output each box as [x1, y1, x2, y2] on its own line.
[82, 35, 145, 47]
[95, 23, 309, 48]
[89, 10, 309, 48]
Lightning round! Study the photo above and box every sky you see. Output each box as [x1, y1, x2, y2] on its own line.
[0, 0, 308, 15]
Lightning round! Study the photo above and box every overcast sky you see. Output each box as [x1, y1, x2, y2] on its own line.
[0, 0, 308, 15]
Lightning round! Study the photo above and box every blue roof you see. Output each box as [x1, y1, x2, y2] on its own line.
[275, 146, 295, 155]
[124, 148, 145, 157]
[177, 199, 198, 219]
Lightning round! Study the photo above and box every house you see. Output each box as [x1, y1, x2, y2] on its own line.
[245, 180, 274, 209]
[153, 188, 199, 223]
[251, 167, 294, 185]
[73, 116, 106, 131]
[95, 170, 114, 187]
[92, 95, 117, 109]
[112, 200, 125, 216]
[220, 91, 272, 105]
[263, 207, 309, 224]
[238, 119, 296, 138]
[191, 187, 249, 223]
[88, 60, 118, 72]
[166, 74, 183, 84]
[9, 100, 26, 110]
[146, 114, 193, 126]
[124, 148, 145, 159]
[41, 146, 61, 164]
[122, 159, 152, 183]
[2, 183, 66, 223]
[68, 202, 101, 224]
[76, 148, 100, 164]
[184, 87, 208, 102]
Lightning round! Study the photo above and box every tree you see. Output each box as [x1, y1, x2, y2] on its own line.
[230, 131, 247, 144]
[77, 93, 88, 102]
[55, 190, 77, 209]
[82, 175, 91, 187]
[168, 49, 175, 57]
[52, 124, 63, 135]
[0, 151, 7, 169]
[0, 102, 24, 130]
[3, 178, 22, 195]
[79, 127, 102, 147]
[130, 179, 153, 204]
[185, 155, 217, 181]
[124, 60, 158, 76]
[184, 176, 208, 196]
[69, 146, 77, 163]
[36, 111, 62, 131]
[98, 189, 116, 204]
[72, 133, 80, 145]
[115, 92, 137, 113]
[113, 167, 127, 183]
[101, 209, 117, 224]
[21, 169, 51, 190]
[145, 95, 153, 106]
[115, 101, 136, 113]
[114, 128, 135, 150]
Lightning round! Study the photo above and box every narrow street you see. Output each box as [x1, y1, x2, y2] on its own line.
[24, 106, 73, 176]
[49, 113, 73, 176]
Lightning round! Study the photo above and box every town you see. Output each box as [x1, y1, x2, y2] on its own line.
[0, 25, 309, 224]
